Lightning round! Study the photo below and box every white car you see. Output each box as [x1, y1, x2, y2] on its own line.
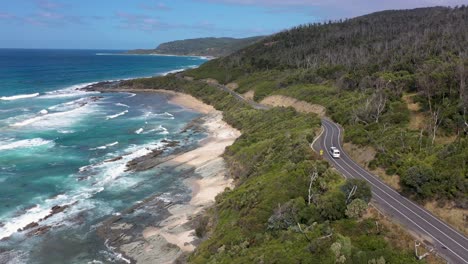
[330, 147, 340, 158]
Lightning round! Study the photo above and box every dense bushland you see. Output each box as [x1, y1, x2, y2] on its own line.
[185, 6, 468, 208]
[122, 75, 419, 263]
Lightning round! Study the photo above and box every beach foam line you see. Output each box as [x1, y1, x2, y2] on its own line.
[0, 138, 54, 151]
[106, 110, 128, 120]
[0, 93, 39, 101]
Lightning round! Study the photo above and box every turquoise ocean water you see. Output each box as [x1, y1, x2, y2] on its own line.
[0, 49, 207, 263]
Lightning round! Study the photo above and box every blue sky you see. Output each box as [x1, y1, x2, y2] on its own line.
[0, 0, 465, 49]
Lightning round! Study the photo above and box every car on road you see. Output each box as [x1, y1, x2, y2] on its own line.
[330, 147, 340, 158]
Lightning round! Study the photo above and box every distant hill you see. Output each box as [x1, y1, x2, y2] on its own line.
[127, 36, 264, 57]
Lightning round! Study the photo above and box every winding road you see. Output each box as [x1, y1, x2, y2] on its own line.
[313, 118, 468, 264]
[185, 75, 467, 263]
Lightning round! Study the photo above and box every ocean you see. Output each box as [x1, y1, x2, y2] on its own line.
[0, 49, 208, 263]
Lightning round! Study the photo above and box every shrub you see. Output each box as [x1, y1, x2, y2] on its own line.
[345, 199, 368, 219]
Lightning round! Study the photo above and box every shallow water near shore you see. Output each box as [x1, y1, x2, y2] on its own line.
[0, 49, 208, 263]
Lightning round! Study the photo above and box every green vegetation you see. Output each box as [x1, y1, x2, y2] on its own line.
[120, 6, 468, 262]
[122, 75, 420, 263]
[186, 6, 468, 209]
[126, 36, 263, 57]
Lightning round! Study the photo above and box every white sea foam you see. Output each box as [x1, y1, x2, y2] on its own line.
[106, 110, 128, 120]
[156, 193, 172, 203]
[0, 138, 53, 151]
[143, 111, 174, 120]
[57, 129, 75, 134]
[146, 125, 169, 135]
[39, 109, 48, 115]
[81, 141, 166, 188]
[107, 142, 119, 147]
[39, 83, 98, 99]
[79, 164, 93, 173]
[135, 128, 144, 134]
[89, 141, 119, 150]
[10, 116, 44, 127]
[0, 205, 51, 239]
[0, 187, 105, 240]
[0, 93, 39, 101]
[48, 97, 90, 112]
[103, 239, 131, 264]
[10, 100, 96, 128]
[115, 103, 129, 108]
[155, 112, 174, 118]
[126, 93, 136, 98]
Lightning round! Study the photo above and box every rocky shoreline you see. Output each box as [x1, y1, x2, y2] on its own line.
[4, 81, 240, 264]
[85, 83, 241, 263]
[93, 110, 240, 264]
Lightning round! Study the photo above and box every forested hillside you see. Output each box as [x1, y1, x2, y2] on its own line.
[223, 7, 467, 74]
[186, 6, 468, 230]
[121, 75, 424, 263]
[127, 36, 263, 57]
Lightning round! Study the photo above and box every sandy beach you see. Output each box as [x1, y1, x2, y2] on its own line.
[100, 89, 240, 264]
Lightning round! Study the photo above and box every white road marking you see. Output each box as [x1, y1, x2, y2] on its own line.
[327, 120, 468, 245]
[319, 121, 468, 263]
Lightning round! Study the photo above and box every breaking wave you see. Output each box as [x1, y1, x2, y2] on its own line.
[115, 103, 129, 108]
[146, 125, 169, 135]
[0, 93, 39, 101]
[0, 138, 54, 151]
[106, 110, 128, 120]
[89, 142, 119, 151]
[39, 83, 98, 99]
[10, 97, 99, 128]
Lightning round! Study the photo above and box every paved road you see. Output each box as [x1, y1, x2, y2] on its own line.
[182, 74, 468, 263]
[313, 119, 468, 264]
[176, 73, 270, 110]
[212, 82, 270, 110]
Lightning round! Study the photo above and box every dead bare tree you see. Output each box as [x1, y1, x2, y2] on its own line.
[296, 223, 312, 242]
[308, 167, 319, 205]
[346, 185, 357, 204]
[353, 91, 387, 124]
[372, 91, 387, 123]
[429, 107, 443, 145]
